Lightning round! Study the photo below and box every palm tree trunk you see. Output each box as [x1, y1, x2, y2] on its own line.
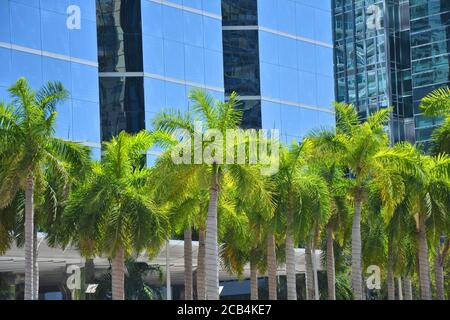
[24, 175, 35, 300]
[266, 232, 277, 300]
[33, 230, 39, 300]
[285, 208, 297, 300]
[351, 193, 363, 300]
[326, 224, 336, 300]
[417, 215, 431, 300]
[112, 246, 125, 300]
[434, 244, 445, 300]
[387, 240, 395, 300]
[404, 276, 413, 300]
[397, 277, 403, 300]
[205, 171, 220, 300]
[197, 226, 206, 300]
[250, 251, 258, 300]
[305, 244, 315, 300]
[184, 227, 193, 300]
[311, 243, 320, 300]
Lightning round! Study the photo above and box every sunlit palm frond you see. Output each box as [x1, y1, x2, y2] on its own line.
[420, 87, 450, 117]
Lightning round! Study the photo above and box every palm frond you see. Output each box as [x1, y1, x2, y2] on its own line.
[420, 87, 450, 117]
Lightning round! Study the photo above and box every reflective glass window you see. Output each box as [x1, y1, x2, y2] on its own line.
[163, 6, 184, 42]
[183, 0, 202, 10]
[0, 48, 12, 87]
[143, 35, 164, 75]
[41, 10, 70, 56]
[316, 74, 335, 108]
[314, 10, 333, 44]
[298, 107, 320, 137]
[260, 62, 280, 98]
[141, 1, 163, 38]
[278, 37, 297, 69]
[296, 4, 315, 39]
[279, 67, 299, 102]
[258, 0, 277, 29]
[277, 0, 296, 35]
[11, 51, 43, 89]
[70, 63, 99, 103]
[222, 0, 258, 26]
[42, 57, 72, 92]
[203, 0, 222, 15]
[203, 17, 223, 52]
[183, 12, 204, 47]
[261, 101, 282, 131]
[165, 82, 188, 113]
[10, 2, 41, 49]
[204, 49, 224, 88]
[298, 71, 317, 106]
[316, 46, 333, 76]
[69, 19, 98, 61]
[259, 31, 278, 65]
[280, 104, 301, 136]
[72, 99, 101, 143]
[0, 1, 11, 42]
[54, 100, 73, 140]
[164, 40, 185, 80]
[185, 44, 205, 84]
[40, 0, 69, 14]
[144, 78, 166, 114]
[298, 41, 316, 73]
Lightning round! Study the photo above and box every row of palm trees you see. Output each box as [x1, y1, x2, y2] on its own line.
[0, 78, 449, 300]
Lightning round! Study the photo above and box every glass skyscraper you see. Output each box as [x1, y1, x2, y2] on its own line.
[222, 0, 336, 143]
[333, 0, 449, 145]
[410, 0, 450, 145]
[0, 0, 102, 158]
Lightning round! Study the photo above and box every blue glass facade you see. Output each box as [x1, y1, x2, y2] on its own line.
[222, 0, 336, 143]
[140, 0, 224, 128]
[97, 0, 224, 163]
[0, 0, 101, 159]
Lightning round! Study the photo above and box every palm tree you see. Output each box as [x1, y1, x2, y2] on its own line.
[150, 152, 208, 300]
[153, 89, 273, 300]
[270, 143, 331, 300]
[63, 131, 170, 300]
[0, 78, 91, 300]
[220, 175, 273, 300]
[420, 87, 450, 300]
[396, 153, 450, 300]
[308, 130, 352, 300]
[318, 103, 423, 299]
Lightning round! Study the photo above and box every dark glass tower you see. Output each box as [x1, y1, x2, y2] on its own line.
[97, 0, 145, 142]
[333, 0, 450, 144]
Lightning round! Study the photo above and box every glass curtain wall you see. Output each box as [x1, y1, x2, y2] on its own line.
[0, 0, 101, 158]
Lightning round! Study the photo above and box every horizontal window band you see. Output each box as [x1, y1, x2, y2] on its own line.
[98, 72, 225, 93]
[0, 41, 98, 68]
[222, 26, 334, 49]
[227, 95, 335, 114]
[146, 0, 222, 20]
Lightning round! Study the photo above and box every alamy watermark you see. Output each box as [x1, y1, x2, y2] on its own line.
[170, 122, 280, 175]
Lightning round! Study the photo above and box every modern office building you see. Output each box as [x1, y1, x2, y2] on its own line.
[0, 0, 102, 158]
[222, 0, 336, 143]
[332, 0, 450, 145]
